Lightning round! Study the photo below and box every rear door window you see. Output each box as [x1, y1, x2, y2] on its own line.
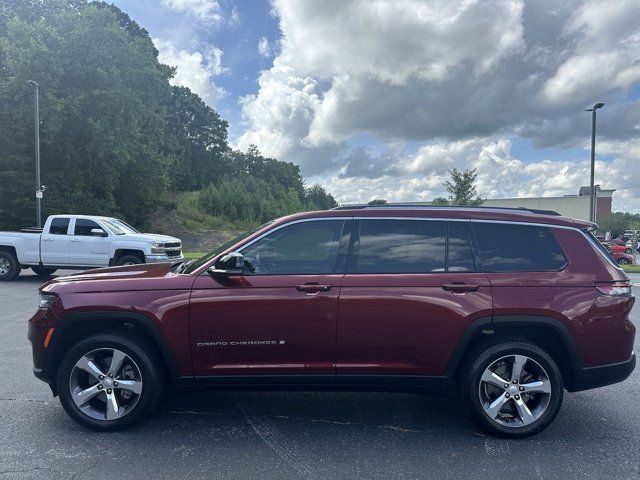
[348, 220, 446, 273]
[49, 218, 70, 235]
[472, 222, 567, 272]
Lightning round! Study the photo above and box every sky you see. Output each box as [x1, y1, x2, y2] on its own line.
[111, 0, 640, 212]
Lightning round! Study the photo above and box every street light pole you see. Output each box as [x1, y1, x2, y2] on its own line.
[27, 80, 42, 228]
[585, 102, 605, 223]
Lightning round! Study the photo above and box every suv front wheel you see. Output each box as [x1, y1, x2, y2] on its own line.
[56, 333, 163, 431]
[461, 339, 564, 438]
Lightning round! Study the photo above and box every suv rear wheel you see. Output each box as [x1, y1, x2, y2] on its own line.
[461, 339, 563, 438]
[57, 333, 163, 431]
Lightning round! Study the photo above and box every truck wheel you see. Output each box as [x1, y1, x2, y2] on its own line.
[625, 248, 633, 255]
[460, 338, 563, 438]
[116, 255, 144, 266]
[31, 266, 57, 276]
[0, 251, 20, 281]
[56, 333, 164, 431]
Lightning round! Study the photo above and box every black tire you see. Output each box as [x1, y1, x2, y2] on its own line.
[625, 248, 633, 255]
[618, 258, 630, 265]
[31, 266, 57, 276]
[56, 333, 164, 431]
[460, 338, 563, 438]
[0, 251, 20, 281]
[116, 254, 144, 266]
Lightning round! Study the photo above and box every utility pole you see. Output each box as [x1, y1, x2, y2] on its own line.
[27, 80, 42, 228]
[584, 102, 604, 223]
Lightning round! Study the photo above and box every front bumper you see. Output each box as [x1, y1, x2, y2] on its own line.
[569, 353, 636, 392]
[145, 253, 184, 263]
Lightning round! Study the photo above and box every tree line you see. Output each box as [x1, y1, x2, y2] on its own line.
[0, 0, 335, 229]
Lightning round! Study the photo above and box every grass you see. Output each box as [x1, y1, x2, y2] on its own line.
[621, 265, 640, 274]
[184, 252, 206, 260]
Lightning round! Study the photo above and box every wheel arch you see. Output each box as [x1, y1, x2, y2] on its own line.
[111, 249, 145, 265]
[447, 315, 581, 390]
[45, 311, 180, 395]
[0, 245, 18, 258]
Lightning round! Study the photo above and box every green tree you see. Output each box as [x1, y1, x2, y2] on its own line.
[0, 0, 173, 227]
[368, 199, 387, 205]
[432, 197, 449, 205]
[305, 184, 338, 210]
[598, 212, 640, 237]
[165, 85, 229, 191]
[443, 168, 483, 206]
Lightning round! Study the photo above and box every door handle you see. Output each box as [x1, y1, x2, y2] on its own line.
[42, 237, 52, 242]
[70, 239, 81, 243]
[442, 283, 480, 293]
[296, 283, 332, 293]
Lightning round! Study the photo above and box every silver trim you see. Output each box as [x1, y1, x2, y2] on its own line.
[237, 217, 352, 253]
[579, 229, 625, 271]
[199, 215, 595, 274]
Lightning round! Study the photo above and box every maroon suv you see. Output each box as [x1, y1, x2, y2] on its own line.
[28, 206, 636, 437]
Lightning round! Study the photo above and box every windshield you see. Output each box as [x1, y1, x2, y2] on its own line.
[102, 218, 139, 235]
[182, 222, 273, 274]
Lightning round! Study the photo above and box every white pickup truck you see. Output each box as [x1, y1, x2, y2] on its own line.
[0, 215, 183, 281]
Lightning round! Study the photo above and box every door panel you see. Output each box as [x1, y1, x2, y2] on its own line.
[337, 272, 492, 376]
[40, 217, 70, 265]
[68, 218, 110, 266]
[190, 274, 343, 376]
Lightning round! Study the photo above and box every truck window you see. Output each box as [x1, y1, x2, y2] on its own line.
[74, 219, 103, 236]
[49, 218, 70, 235]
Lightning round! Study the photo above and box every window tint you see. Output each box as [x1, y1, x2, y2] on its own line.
[74, 219, 102, 236]
[49, 218, 70, 235]
[473, 222, 567, 272]
[448, 221, 475, 272]
[349, 220, 446, 273]
[241, 220, 344, 275]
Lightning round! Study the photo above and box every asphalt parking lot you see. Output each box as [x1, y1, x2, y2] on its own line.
[1, 271, 639, 479]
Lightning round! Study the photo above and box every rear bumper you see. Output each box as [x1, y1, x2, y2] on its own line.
[569, 353, 636, 392]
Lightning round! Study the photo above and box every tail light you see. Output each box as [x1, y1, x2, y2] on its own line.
[594, 281, 632, 297]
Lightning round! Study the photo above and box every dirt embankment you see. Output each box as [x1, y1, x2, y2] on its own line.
[148, 207, 242, 252]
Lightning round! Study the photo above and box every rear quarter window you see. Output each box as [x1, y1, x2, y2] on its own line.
[472, 222, 567, 272]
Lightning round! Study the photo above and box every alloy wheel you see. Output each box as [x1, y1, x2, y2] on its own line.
[0, 258, 10, 275]
[478, 354, 552, 428]
[68, 348, 143, 421]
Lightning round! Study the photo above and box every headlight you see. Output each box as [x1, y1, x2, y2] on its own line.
[151, 242, 166, 254]
[39, 293, 57, 310]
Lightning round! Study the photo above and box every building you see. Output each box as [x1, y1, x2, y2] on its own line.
[482, 186, 614, 222]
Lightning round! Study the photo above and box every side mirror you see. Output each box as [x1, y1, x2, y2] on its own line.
[208, 252, 244, 277]
[90, 228, 108, 237]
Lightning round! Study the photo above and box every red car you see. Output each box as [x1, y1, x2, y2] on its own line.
[28, 205, 636, 438]
[603, 242, 634, 255]
[605, 246, 636, 266]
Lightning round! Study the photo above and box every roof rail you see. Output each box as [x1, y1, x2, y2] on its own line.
[331, 204, 561, 216]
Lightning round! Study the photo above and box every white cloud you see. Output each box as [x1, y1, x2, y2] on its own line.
[154, 38, 226, 106]
[257, 37, 271, 58]
[161, 0, 223, 25]
[311, 138, 640, 212]
[236, 0, 640, 211]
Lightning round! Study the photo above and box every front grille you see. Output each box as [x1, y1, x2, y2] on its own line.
[166, 250, 181, 258]
[164, 242, 181, 249]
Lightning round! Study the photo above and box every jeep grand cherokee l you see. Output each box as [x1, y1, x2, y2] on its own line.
[28, 205, 636, 438]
